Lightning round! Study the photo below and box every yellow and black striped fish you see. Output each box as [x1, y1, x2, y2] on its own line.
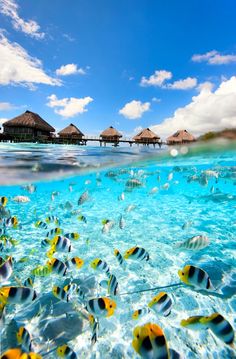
[64, 232, 80, 240]
[88, 314, 99, 344]
[86, 297, 116, 318]
[132, 322, 170, 359]
[124, 246, 149, 261]
[178, 265, 214, 291]
[0, 286, 37, 305]
[201, 313, 235, 347]
[0, 348, 42, 358]
[65, 257, 84, 270]
[23, 276, 35, 288]
[77, 215, 87, 223]
[0, 256, 13, 282]
[90, 259, 111, 278]
[51, 235, 72, 252]
[46, 228, 62, 239]
[4, 216, 18, 228]
[107, 274, 118, 296]
[35, 221, 48, 229]
[47, 258, 67, 276]
[114, 249, 126, 269]
[52, 286, 69, 302]
[16, 326, 32, 352]
[148, 292, 172, 317]
[180, 316, 207, 330]
[0, 196, 8, 207]
[45, 216, 60, 225]
[57, 344, 77, 358]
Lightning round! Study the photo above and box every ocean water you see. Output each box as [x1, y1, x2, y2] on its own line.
[0, 141, 236, 358]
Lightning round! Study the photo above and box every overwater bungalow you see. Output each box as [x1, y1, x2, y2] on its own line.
[58, 123, 84, 143]
[166, 130, 195, 145]
[100, 126, 122, 145]
[133, 128, 161, 146]
[3, 110, 55, 141]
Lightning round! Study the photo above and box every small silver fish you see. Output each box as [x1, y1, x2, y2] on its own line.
[176, 235, 209, 250]
[119, 215, 125, 229]
[78, 190, 89, 205]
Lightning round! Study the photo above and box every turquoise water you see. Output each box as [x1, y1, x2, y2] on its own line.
[0, 142, 236, 358]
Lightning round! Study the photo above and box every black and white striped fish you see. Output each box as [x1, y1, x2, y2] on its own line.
[176, 235, 209, 250]
[0, 256, 13, 282]
[89, 314, 99, 344]
[52, 286, 69, 302]
[201, 313, 235, 347]
[47, 258, 67, 276]
[78, 190, 89, 205]
[0, 286, 37, 305]
[124, 246, 149, 261]
[114, 249, 126, 269]
[108, 274, 118, 296]
[90, 258, 111, 278]
[132, 307, 150, 320]
[86, 297, 116, 317]
[148, 292, 172, 317]
[178, 265, 215, 291]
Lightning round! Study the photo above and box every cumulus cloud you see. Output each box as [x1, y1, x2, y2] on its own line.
[0, 32, 60, 87]
[192, 50, 236, 65]
[119, 100, 150, 119]
[47, 94, 93, 118]
[56, 63, 86, 76]
[150, 76, 236, 139]
[140, 70, 197, 90]
[140, 70, 172, 87]
[166, 77, 197, 90]
[0, 0, 45, 39]
[0, 101, 14, 110]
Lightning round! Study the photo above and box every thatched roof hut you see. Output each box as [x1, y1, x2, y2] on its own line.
[167, 130, 195, 145]
[133, 128, 160, 143]
[3, 110, 55, 139]
[58, 123, 84, 139]
[100, 126, 122, 141]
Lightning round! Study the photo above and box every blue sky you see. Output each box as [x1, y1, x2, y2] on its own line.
[0, 0, 236, 138]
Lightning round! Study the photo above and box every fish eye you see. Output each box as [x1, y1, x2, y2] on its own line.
[182, 272, 184, 275]
[110, 305, 113, 308]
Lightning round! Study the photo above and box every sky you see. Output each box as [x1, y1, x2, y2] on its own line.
[0, 0, 236, 139]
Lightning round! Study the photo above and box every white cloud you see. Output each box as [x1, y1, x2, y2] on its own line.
[56, 63, 86, 76]
[47, 94, 93, 118]
[166, 77, 197, 90]
[0, 101, 14, 110]
[0, 32, 60, 87]
[150, 76, 236, 139]
[197, 81, 214, 92]
[192, 50, 236, 65]
[0, 0, 45, 39]
[140, 70, 172, 87]
[119, 100, 150, 119]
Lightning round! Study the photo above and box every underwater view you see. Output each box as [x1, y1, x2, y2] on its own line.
[0, 142, 235, 359]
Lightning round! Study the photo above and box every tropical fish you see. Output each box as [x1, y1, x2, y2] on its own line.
[64, 232, 80, 240]
[45, 215, 60, 225]
[50, 235, 72, 253]
[181, 221, 193, 230]
[148, 292, 173, 317]
[0, 286, 37, 305]
[63, 283, 78, 296]
[132, 322, 169, 359]
[35, 221, 47, 229]
[0, 256, 13, 282]
[125, 204, 136, 212]
[119, 214, 125, 229]
[4, 216, 18, 228]
[86, 297, 116, 317]
[125, 178, 143, 189]
[31, 265, 51, 276]
[178, 265, 214, 291]
[0, 349, 41, 358]
[118, 192, 125, 201]
[149, 187, 158, 195]
[90, 259, 111, 278]
[22, 184, 37, 193]
[102, 219, 114, 233]
[77, 215, 87, 223]
[57, 344, 77, 358]
[65, 257, 84, 270]
[46, 228, 62, 238]
[47, 258, 67, 276]
[13, 196, 30, 203]
[78, 190, 89, 205]
[124, 247, 149, 261]
[114, 249, 126, 269]
[16, 326, 32, 351]
[175, 235, 209, 250]
[0, 228, 6, 236]
[180, 316, 208, 330]
[0, 196, 8, 207]
[52, 286, 69, 302]
[41, 238, 51, 247]
[89, 314, 99, 344]
[200, 313, 235, 347]
[107, 274, 118, 296]
[162, 183, 170, 190]
[132, 308, 150, 320]
[76, 286, 86, 302]
[23, 276, 35, 288]
[168, 172, 173, 181]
